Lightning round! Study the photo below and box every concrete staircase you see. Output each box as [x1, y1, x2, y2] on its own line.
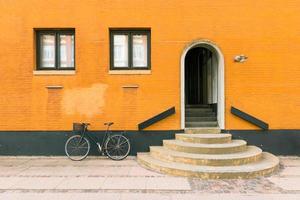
[137, 128, 279, 179]
[185, 105, 218, 127]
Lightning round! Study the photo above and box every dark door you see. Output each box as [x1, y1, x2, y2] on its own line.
[185, 47, 212, 105]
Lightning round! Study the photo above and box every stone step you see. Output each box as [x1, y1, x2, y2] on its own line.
[185, 128, 221, 134]
[185, 121, 218, 127]
[137, 152, 279, 179]
[176, 133, 231, 144]
[149, 146, 262, 166]
[186, 104, 211, 108]
[185, 108, 213, 112]
[185, 108, 214, 114]
[185, 112, 216, 117]
[163, 139, 247, 154]
[186, 116, 217, 122]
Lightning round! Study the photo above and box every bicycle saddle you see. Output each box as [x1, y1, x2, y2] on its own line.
[82, 123, 90, 126]
[104, 122, 114, 126]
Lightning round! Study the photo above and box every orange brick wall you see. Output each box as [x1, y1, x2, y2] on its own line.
[0, 0, 299, 131]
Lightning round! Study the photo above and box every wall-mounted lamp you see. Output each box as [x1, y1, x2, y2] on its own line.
[234, 55, 248, 63]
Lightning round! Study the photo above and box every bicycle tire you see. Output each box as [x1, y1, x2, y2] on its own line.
[105, 134, 130, 160]
[65, 135, 90, 161]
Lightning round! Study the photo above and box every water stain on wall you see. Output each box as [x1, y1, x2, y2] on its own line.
[62, 83, 108, 118]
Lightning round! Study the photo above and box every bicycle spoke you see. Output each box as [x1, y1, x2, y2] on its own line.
[116, 148, 123, 157]
[70, 138, 78, 147]
[106, 143, 115, 150]
[69, 148, 77, 154]
[119, 140, 128, 146]
[106, 146, 115, 151]
[105, 135, 130, 160]
[109, 137, 115, 145]
[110, 148, 118, 156]
[75, 146, 88, 149]
[119, 145, 128, 152]
[117, 148, 124, 155]
[77, 141, 87, 148]
[65, 135, 90, 161]
[117, 136, 121, 145]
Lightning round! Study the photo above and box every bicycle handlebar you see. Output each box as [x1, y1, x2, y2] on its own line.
[104, 122, 114, 126]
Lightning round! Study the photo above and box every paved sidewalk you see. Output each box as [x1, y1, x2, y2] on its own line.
[0, 156, 299, 199]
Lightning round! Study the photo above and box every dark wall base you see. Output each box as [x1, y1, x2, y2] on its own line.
[0, 130, 180, 156]
[0, 129, 299, 156]
[223, 130, 300, 156]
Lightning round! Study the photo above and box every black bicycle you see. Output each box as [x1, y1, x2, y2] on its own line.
[65, 122, 130, 161]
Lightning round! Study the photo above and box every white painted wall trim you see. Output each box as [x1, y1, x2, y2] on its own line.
[33, 70, 76, 75]
[180, 40, 225, 129]
[109, 70, 151, 75]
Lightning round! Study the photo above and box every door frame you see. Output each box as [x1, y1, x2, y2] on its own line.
[180, 40, 225, 129]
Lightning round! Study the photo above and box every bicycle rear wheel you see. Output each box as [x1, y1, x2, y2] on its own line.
[105, 134, 130, 160]
[65, 135, 90, 161]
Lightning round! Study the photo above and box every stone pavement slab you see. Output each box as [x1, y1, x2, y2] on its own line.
[11, 177, 65, 189]
[102, 177, 147, 190]
[170, 194, 300, 200]
[55, 177, 106, 189]
[0, 177, 23, 189]
[146, 177, 191, 190]
[128, 166, 165, 177]
[0, 166, 28, 176]
[18, 166, 71, 176]
[280, 166, 300, 176]
[120, 193, 171, 200]
[21, 158, 61, 167]
[0, 193, 74, 200]
[0, 193, 300, 200]
[0, 158, 31, 167]
[18, 166, 132, 177]
[268, 177, 300, 191]
[91, 166, 132, 176]
[280, 159, 300, 167]
[0, 156, 298, 200]
[79, 158, 137, 166]
[69, 193, 121, 200]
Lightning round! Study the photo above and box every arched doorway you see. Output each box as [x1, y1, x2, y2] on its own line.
[181, 40, 224, 129]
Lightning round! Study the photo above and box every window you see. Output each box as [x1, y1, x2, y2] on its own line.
[36, 29, 75, 70]
[110, 29, 150, 70]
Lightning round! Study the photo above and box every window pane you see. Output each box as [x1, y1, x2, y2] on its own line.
[60, 35, 74, 68]
[40, 35, 55, 68]
[132, 34, 147, 67]
[113, 35, 128, 67]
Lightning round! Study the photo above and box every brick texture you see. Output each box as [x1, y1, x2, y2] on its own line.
[0, 0, 299, 130]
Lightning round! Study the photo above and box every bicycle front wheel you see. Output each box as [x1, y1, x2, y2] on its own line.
[105, 134, 130, 160]
[65, 135, 90, 161]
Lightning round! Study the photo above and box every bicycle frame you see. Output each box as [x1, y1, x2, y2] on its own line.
[78, 124, 111, 153]
[66, 122, 130, 161]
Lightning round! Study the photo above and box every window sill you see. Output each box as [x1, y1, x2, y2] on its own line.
[45, 85, 63, 89]
[122, 84, 139, 88]
[108, 70, 151, 75]
[33, 70, 76, 75]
